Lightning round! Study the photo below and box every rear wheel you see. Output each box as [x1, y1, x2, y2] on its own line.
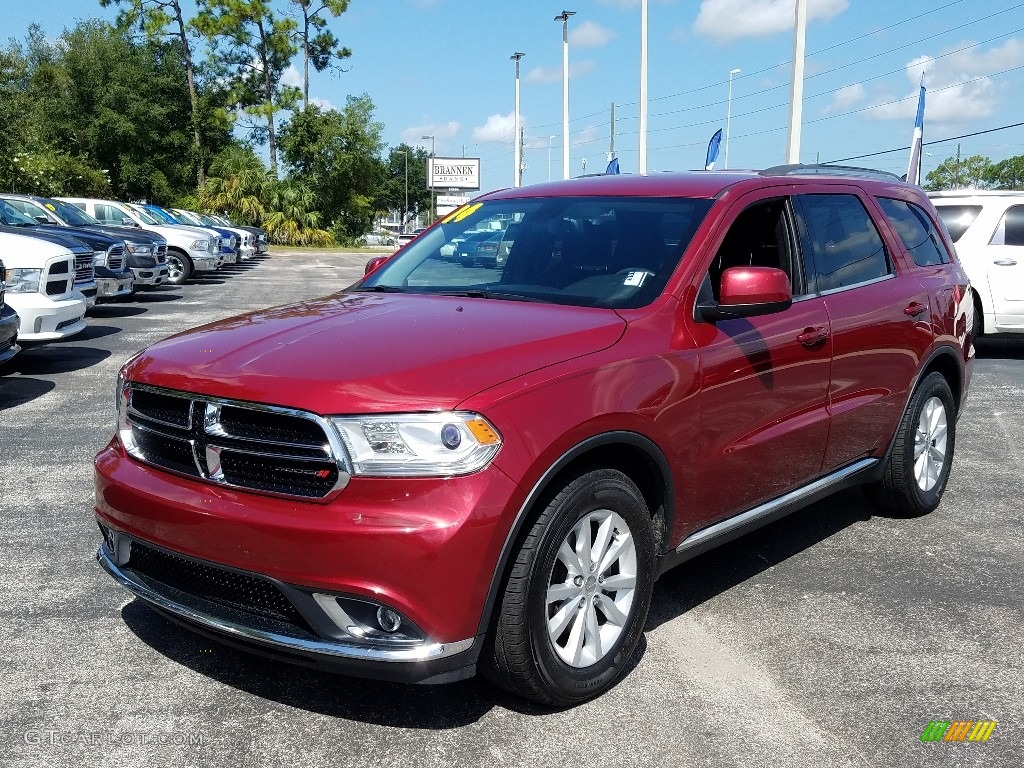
[866, 372, 956, 516]
[166, 250, 193, 285]
[483, 469, 656, 706]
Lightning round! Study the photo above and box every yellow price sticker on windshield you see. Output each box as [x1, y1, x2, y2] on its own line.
[45, 203, 56, 211]
[442, 202, 482, 223]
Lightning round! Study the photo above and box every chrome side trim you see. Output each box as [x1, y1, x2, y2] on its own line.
[97, 545, 474, 663]
[675, 457, 878, 555]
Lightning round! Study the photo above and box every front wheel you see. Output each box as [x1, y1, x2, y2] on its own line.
[483, 469, 656, 706]
[166, 250, 193, 286]
[865, 372, 956, 516]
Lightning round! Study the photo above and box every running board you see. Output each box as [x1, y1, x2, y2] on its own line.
[656, 458, 878, 576]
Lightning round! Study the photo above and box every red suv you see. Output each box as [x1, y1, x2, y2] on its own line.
[95, 167, 974, 705]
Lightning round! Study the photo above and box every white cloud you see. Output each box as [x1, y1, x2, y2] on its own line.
[281, 65, 303, 89]
[401, 121, 461, 148]
[570, 21, 615, 47]
[473, 113, 516, 143]
[823, 82, 864, 114]
[309, 97, 335, 110]
[694, 0, 848, 43]
[526, 60, 596, 83]
[866, 38, 1024, 123]
[573, 126, 601, 148]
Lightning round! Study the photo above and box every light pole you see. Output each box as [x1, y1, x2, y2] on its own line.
[787, 0, 807, 163]
[639, 0, 648, 174]
[725, 68, 741, 169]
[554, 10, 575, 180]
[396, 150, 408, 232]
[422, 134, 435, 223]
[511, 52, 525, 187]
[548, 135, 556, 182]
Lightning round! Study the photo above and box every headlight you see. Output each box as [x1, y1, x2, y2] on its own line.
[190, 240, 209, 251]
[4, 268, 42, 293]
[125, 242, 152, 256]
[330, 412, 501, 477]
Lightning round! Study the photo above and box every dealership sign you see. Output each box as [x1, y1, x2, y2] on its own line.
[428, 158, 480, 190]
[436, 194, 472, 216]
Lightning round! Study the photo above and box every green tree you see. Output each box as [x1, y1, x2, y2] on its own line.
[99, 0, 208, 184]
[925, 153, 992, 191]
[983, 155, 1024, 189]
[290, 0, 351, 108]
[194, 0, 300, 177]
[374, 144, 430, 231]
[278, 95, 385, 236]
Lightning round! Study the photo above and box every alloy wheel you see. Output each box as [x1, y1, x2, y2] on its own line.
[914, 395, 948, 492]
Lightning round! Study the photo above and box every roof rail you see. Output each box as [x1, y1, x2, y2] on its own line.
[759, 164, 903, 182]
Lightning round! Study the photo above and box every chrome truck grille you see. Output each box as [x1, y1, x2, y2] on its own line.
[155, 243, 168, 264]
[118, 384, 350, 500]
[106, 243, 126, 272]
[46, 258, 74, 296]
[74, 250, 94, 284]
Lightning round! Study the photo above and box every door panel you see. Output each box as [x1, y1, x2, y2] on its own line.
[694, 299, 832, 521]
[988, 205, 1024, 327]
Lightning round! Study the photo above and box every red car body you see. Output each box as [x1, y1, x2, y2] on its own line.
[95, 169, 974, 697]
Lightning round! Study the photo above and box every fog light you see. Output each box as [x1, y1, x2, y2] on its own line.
[376, 606, 402, 633]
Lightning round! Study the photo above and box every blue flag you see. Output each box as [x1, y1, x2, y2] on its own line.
[906, 78, 926, 185]
[705, 129, 723, 170]
[606, 157, 620, 174]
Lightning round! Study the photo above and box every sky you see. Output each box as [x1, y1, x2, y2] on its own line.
[8, 0, 1024, 194]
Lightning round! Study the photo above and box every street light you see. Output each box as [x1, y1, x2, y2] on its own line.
[511, 52, 525, 187]
[725, 68, 741, 170]
[548, 135, 556, 182]
[639, 0, 648, 174]
[396, 150, 409, 232]
[422, 134, 435, 223]
[554, 10, 575, 180]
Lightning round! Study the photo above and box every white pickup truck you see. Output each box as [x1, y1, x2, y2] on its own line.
[59, 198, 222, 286]
[0, 231, 88, 341]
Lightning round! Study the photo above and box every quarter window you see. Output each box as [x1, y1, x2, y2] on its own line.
[933, 205, 982, 243]
[876, 197, 950, 267]
[798, 194, 891, 292]
[990, 205, 1024, 246]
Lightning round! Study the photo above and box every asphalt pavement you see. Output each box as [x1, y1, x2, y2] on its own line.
[1, 251, 1021, 767]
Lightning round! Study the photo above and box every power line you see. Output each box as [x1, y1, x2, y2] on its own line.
[824, 121, 1024, 164]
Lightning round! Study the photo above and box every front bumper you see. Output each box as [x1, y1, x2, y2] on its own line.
[0, 305, 20, 364]
[130, 265, 169, 287]
[94, 441, 522, 653]
[96, 275, 134, 298]
[190, 253, 220, 272]
[96, 539, 480, 683]
[4, 292, 86, 341]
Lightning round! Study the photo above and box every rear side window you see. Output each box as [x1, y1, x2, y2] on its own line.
[933, 205, 982, 242]
[94, 203, 122, 224]
[990, 205, 1024, 246]
[797, 194, 891, 292]
[876, 197, 950, 267]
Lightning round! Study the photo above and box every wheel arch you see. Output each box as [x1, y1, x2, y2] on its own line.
[476, 431, 674, 637]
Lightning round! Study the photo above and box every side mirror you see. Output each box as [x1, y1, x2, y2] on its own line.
[122, 217, 137, 227]
[364, 255, 390, 275]
[696, 266, 793, 322]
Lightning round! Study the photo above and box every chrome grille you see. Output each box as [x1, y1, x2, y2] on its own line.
[107, 243, 126, 272]
[74, 251, 94, 284]
[121, 384, 349, 500]
[155, 244, 168, 264]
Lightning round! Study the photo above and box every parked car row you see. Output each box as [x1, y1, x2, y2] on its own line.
[0, 193, 268, 362]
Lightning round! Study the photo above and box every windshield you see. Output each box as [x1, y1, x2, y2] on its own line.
[0, 199, 39, 226]
[359, 196, 713, 309]
[42, 197, 101, 226]
[175, 209, 203, 226]
[145, 206, 178, 224]
[124, 204, 162, 226]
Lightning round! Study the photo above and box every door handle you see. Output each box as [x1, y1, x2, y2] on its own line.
[993, 258, 1017, 266]
[904, 302, 927, 317]
[797, 326, 828, 347]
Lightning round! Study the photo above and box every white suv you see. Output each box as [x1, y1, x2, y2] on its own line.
[931, 190, 1024, 335]
[59, 198, 221, 286]
[0, 231, 88, 341]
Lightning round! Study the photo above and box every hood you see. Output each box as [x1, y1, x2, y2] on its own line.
[125, 291, 626, 414]
[83, 224, 163, 244]
[0, 225, 92, 253]
[29, 223, 119, 249]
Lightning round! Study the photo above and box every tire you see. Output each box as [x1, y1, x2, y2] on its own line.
[166, 250, 193, 286]
[865, 372, 956, 516]
[482, 469, 656, 706]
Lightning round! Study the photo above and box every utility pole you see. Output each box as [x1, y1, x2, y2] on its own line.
[608, 102, 616, 163]
[511, 52, 525, 188]
[519, 127, 527, 186]
[786, 0, 807, 163]
[639, 0, 648, 173]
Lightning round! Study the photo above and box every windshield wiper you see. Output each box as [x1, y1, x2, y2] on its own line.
[436, 289, 552, 303]
[353, 285, 406, 293]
